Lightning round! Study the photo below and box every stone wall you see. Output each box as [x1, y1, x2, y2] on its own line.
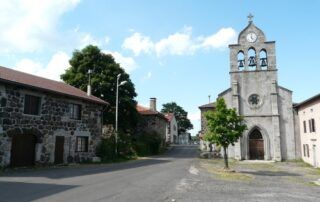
[0, 83, 103, 166]
[135, 114, 167, 145]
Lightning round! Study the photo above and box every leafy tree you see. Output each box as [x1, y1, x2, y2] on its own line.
[204, 98, 247, 169]
[161, 102, 193, 134]
[61, 45, 139, 131]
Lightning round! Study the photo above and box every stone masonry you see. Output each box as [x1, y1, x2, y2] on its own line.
[0, 84, 103, 166]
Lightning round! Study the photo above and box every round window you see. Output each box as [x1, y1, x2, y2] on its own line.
[248, 94, 260, 106]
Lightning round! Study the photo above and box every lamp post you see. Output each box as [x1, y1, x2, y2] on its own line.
[115, 73, 127, 156]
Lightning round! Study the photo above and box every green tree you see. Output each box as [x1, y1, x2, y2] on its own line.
[161, 102, 193, 134]
[204, 98, 247, 169]
[61, 45, 139, 131]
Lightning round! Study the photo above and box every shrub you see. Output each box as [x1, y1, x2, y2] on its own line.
[133, 131, 162, 156]
[96, 132, 137, 162]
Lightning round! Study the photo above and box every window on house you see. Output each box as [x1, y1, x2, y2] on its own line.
[24, 94, 41, 115]
[309, 119, 316, 133]
[69, 103, 81, 120]
[76, 136, 88, 152]
[306, 144, 310, 157]
[303, 145, 306, 157]
[303, 121, 307, 133]
[311, 119, 316, 132]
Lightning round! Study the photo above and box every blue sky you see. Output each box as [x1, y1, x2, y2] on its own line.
[1, 0, 319, 135]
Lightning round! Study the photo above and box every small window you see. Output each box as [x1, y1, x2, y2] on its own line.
[311, 119, 316, 132]
[307, 144, 310, 157]
[303, 121, 307, 133]
[303, 145, 306, 157]
[69, 103, 82, 120]
[76, 136, 88, 152]
[24, 94, 41, 115]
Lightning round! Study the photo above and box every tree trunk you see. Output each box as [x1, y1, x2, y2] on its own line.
[223, 146, 229, 169]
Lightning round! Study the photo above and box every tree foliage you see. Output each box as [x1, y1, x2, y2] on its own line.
[204, 98, 247, 169]
[161, 102, 193, 134]
[61, 45, 139, 131]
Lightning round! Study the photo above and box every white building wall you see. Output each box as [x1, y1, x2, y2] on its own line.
[298, 100, 320, 167]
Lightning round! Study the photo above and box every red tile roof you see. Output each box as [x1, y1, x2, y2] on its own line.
[136, 105, 168, 121]
[0, 66, 107, 105]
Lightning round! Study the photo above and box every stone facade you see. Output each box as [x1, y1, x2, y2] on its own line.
[0, 83, 104, 166]
[198, 103, 215, 151]
[165, 113, 178, 144]
[136, 99, 168, 146]
[218, 18, 299, 161]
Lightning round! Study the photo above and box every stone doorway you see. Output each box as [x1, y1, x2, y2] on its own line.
[54, 136, 65, 164]
[249, 129, 264, 160]
[10, 134, 36, 167]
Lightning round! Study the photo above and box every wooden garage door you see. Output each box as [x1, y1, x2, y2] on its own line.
[11, 134, 36, 167]
[54, 136, 65, 164]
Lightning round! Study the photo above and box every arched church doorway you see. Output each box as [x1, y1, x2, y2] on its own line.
[249, 129, 264, 160]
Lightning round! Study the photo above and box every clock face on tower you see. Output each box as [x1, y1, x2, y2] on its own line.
[246, 32, 257, 43]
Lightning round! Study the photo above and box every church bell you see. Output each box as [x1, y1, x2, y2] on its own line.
[260, 58, 268, 67]
[248, 56, 256, 66]
[238, 60, 244, 68]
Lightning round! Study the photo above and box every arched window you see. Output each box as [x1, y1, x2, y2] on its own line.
[259, 49, 268, 70]
[237, 51, 245, 71]
[247, 48, 256, 71]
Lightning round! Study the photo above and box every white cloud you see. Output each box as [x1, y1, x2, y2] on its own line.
[201, 27, 237, 49]
[77, 33, 101, 49]
[122, 27, 236, 57]
[122, 32, 154, 56]
[188, 111, 201, 122]
[142, 71, 152, 80]
[104, 36, 110, 45]
[15, 52, 70, 81]
[103, 50, 137, 73]
[155, 27, 196, 57]
[0, 0, 80, 52]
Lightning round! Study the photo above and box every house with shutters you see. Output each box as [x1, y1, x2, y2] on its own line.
[0, 66, 107, 167]
[294, 94, 320, 167]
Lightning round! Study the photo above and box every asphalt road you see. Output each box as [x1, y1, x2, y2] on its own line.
[1, 145, 319, 202]
[0, 145, 200, 202]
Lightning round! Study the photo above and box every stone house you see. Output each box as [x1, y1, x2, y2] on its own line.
[0, 66, 107, 167]
[198, 102, 215, 151]
[136, 98, 168, 146]
[164, 113, 178, 144]
[294, 94, 320, 167]
[198, 16, 300, 161]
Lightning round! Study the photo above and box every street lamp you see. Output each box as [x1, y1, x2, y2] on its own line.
[115, 73, 127, 156]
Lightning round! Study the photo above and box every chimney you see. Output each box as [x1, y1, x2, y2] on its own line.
[150, 97, 157, 111]
[87, 69, 92, 96]
[87, 84, 91, 96]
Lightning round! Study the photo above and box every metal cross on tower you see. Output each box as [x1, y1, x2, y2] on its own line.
[247, 13, 254, 23]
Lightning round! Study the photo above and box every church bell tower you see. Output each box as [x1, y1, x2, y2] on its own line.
[227, 14, 282, 161]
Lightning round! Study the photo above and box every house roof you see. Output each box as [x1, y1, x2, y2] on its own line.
[164, 113, 174, 122]
[294, 93, 320, 109]
[199, 102, 216, 109]
[136, 105, 167, 120]
[0, 66, 107, 105]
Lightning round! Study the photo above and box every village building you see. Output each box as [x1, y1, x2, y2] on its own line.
[136, 98, 168, 146]
[295, 94, 320, 167]
[199, 16, 301, 161]
[0, 66, 107, 167]
[164, 113, 178, 144]
[198, 102, 215, 151]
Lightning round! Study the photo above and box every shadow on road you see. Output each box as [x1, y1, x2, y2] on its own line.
[241, 170, 301, 177]
[0, 158, 171, 179]
[0, 181, 77, 202]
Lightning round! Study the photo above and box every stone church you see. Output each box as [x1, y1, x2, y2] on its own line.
[200, 16, 301, 161]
